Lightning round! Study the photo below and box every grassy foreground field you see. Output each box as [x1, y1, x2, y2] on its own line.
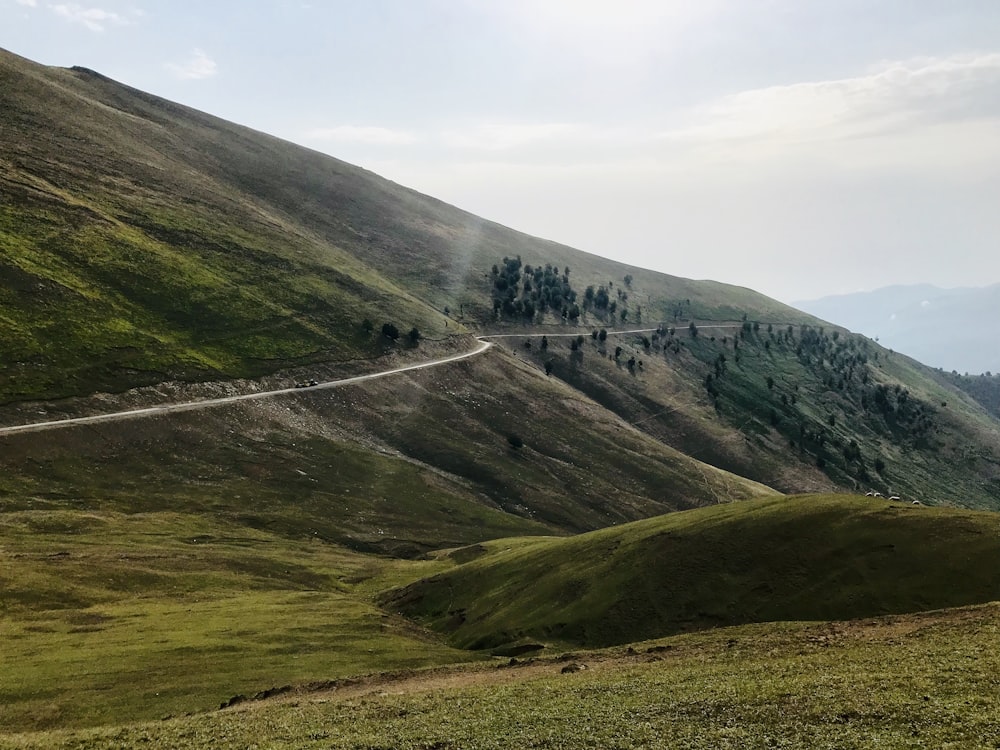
[0, 511, 477, 732]
[5, 495, 1000, 743]
[4, 603, 1000, 749]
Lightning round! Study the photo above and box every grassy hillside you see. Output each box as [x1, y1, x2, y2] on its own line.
[384, 495, 1000, 649]
[508, 322, 1000, 508]
[946, 371, 1000, 420]
[795, 283, 1000, 375]
[0, 47, 814, 404]
[1, 50, 448, 402]
[3, 46, 997, 509]
[5, 492, 1000, 736]
[4, 46, 1000, 746]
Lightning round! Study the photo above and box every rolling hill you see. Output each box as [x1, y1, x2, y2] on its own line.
[383, 494, 1000, 649]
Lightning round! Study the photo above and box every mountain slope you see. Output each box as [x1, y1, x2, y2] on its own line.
[1, 47, 814, 404]
[3, 46, 1000, 512]
[1, 51, 444, 401]
[946, 371, 1000, 420]
[514, 323, 1000, 508]
[4, 47, 1000, 740]
[383, 494, 1000, 649]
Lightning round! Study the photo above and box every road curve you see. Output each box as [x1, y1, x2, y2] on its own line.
[0, 323, 745, 437]
[0, 339, 493, 437]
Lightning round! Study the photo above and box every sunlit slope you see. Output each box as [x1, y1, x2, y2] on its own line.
[1, 47, 816, 403]
[9, 603, 1000, 749]
[383, 495, 1000, 649]
[0, 49, 453, 402]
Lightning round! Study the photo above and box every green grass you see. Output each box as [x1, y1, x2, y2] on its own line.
[3, 46, 998, 512]
[4, 47, 1000, 748]
[0, 511, 478, 731]
[384, 494, 1000, 650]
[5, 604, 1000, 748]
[0, 52, 454, 403]
[947, 372, 1000, 419]
[16, 491, 1000, 735]
[0, 423, 551, 558]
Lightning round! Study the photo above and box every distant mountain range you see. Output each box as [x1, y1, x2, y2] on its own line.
[795, 284, 1000, 375]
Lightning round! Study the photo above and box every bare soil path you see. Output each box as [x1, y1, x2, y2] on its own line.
[0, 323, 744, 436]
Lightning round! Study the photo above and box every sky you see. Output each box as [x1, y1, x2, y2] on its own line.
[4, 0, 1000, 304]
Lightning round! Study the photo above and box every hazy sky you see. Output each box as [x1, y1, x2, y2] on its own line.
[5, 1, 1000, 303]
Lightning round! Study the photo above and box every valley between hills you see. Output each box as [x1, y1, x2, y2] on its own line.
[2, 46, 1000, 748]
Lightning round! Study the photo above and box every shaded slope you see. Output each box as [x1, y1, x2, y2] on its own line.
[946, 371, 1000, 420]
[383, 495, 1000, 648]
[0, 346, 776, 556]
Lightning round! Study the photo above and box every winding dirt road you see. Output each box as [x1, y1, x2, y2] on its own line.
[0, 339, 495, 436]
[0, 324, 743, 437]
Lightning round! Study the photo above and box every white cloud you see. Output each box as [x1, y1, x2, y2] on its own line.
[165, 49, 218, 81]
[375, 52, 1000, 172]
[16, 0, 38, 7]
[305, 125, 418, 146]
[50, 3, 128, 32]
[663, 54, 1000, 150]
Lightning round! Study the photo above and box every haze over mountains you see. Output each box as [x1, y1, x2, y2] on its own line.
[3, 47, 1000, 744]
[796, 284, 1000, 375]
